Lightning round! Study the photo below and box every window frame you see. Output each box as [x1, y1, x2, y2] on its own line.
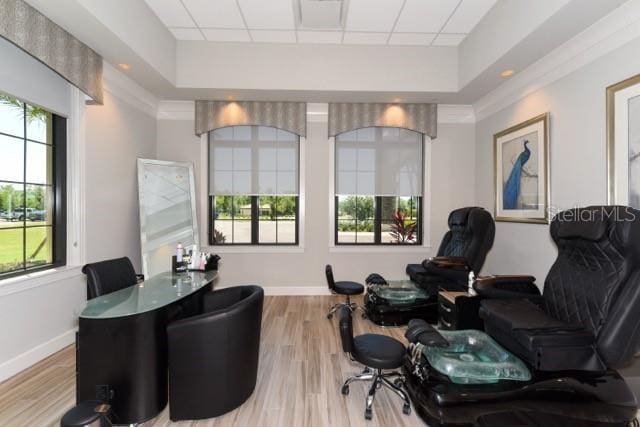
[332, 126, 426, 246]
[207, 126, 301, 246]
[0, 97, 66, 280]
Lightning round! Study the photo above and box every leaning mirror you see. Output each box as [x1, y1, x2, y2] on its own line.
[137, 159, 199, 278]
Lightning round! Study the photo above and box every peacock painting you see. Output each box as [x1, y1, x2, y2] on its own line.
[495, 114, 548, 223]
[503, 140, 531, 209]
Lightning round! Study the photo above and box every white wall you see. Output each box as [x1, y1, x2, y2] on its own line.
[157, 115, 476, 291]
[474, 34, 640, 283]
[0, 38, 159, 381]
[176, 42, 458, 94]
[0, 39, 84, 381]
[84, 91, 158, 272]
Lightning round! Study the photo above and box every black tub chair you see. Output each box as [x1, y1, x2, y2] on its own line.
[403, 206, 640, 426]
[167, 285, 264, 421]
[365, 207, 495, 326]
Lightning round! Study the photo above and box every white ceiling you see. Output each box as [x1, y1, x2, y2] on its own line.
[144, 0, 496, 46]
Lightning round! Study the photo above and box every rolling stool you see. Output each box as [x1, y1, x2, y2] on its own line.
[337, 306, 411, 420]
[60, 401, 112, 426]
[325, 265, 365, 319]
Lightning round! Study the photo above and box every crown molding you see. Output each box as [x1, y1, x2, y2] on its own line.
[437, 105, 475, 124]
[102, 62, 159, 118]
[157, 100, 194, 120]
[473, 0, 640, 122]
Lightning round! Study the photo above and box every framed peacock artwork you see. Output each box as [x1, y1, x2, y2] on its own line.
[494, 113, 550, 223]
[607, 73, 640, 208]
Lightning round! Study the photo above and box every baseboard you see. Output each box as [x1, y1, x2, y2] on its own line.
[263, 286, 331, 296]
[0, 328, 76, 383]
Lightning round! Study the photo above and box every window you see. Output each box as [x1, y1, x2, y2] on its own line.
[0, 93, 66, 278]
[209, 126, 299, 245]
[335, 127, 423, 245]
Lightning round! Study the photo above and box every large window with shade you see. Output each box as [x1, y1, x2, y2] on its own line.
[335, 127, 423, 245]
[209, 125, 299, 245]
[0, 93, 66, 278]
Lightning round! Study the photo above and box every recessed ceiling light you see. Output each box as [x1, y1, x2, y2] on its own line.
[501, 69, 515, 77]
[118, 63, 131, 71]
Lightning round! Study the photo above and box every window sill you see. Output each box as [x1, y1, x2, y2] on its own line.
[329, 245, 431, 254]
[0, 265, 83, 297]
[204, 246, 305, 254]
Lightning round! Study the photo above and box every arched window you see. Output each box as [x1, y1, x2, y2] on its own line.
[209, 125, 299, 245]
[334, 127, 424, 245]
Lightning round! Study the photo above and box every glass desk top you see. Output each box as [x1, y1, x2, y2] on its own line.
[368, 279, 430, 304]
[80, 270, 218, 319]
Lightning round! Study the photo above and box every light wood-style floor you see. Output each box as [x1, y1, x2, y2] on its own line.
[0, 296, 426, 427]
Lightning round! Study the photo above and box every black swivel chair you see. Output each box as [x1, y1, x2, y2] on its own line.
[167, 285, 264, 421]
[477, 205, 640, 372]
[326, 264, 365, 319]
[81, 257, 144, 300]
[407, 207, 495, 292]
[338, 306, 411, 420]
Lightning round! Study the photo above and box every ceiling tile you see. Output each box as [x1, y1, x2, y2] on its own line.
[343, 32, 389, 45]
[238, 0, 295, 30]
[395, 0, 459, 33]
[388, 32, 437, 46]
[144, 0, 195, 27]
[346, 0, 404, 32]
[297, 31, 343, 44]
[202, 28, 251, 42]
[251, 30, 297, 43]
[432, 33, 466, 46]
[443, 0, 496, 33]
[170, 28, 204, 40]
[182, 0, 245, 28]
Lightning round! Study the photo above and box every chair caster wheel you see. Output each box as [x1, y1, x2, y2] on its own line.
[394, 379, 404, 388]
[327, 313, 333, 320]
[341, 385, 349, 395]
[365, 408, 372, 420]
[403, 404, 411, 415]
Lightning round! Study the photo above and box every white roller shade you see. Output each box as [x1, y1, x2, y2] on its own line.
[335, 127, 423, 196]
[209, 126, 299, 196]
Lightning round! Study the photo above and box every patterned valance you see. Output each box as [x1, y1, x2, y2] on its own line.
[328, 102, 437, 138]
[195, 101, 307, 137]
[0, 0, 103, 104]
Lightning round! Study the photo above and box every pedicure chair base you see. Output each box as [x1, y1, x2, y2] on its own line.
[403, 359, 638, 427]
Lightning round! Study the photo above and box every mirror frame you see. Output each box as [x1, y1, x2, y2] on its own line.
[137, 158, 199, 278]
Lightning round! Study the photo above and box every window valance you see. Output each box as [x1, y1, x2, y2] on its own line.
[328, 102, 437, 138]
[195, 101, 307, 137]
[0, 0, 104, 104]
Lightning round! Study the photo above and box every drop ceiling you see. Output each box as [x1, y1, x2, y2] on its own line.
[144, 0, 496, 46]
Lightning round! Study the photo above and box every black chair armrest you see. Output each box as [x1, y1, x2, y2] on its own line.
[423, 256, 469, 269]
[422, 262, 469, 284]
[473, 275, 541, 299]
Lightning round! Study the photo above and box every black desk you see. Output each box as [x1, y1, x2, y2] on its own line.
[76, 271, 217, 424]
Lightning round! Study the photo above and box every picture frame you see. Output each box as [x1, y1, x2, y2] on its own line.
[494, 113, 550, 223]
[607, 73, 640, 207]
